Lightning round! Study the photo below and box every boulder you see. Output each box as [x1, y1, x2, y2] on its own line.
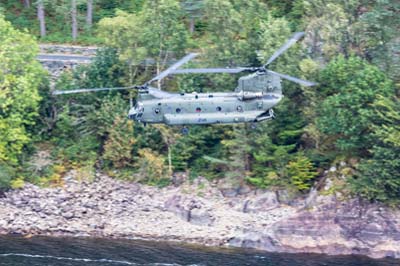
[189, 208, 215, 226]
[243, 191, 279, 213]
[164, 195, 214, 226]
[164, 195, 190, 221]
[62, 212, 74, 219]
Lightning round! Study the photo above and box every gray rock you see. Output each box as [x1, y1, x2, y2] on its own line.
[189, 208, 215, 226]
[164, 195, 190, 221]
[62, 212, 74, 219]
[171, 173, 187, 186]
[243, 191, 279, 213]
[237, 185, 252, 195]
[220, 188, 239, 198]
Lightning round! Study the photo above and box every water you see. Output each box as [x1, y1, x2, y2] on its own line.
[0, 235, 398, 266]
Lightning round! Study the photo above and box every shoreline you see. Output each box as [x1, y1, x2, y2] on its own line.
[1, 174, 400, 259]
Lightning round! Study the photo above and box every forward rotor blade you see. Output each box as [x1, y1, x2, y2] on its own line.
[264, 32, 305, 67]
[171, 67, 252, 74]
[52, 86, 136, 95]
[267, 70, 317, 87]
[148, 53, 198, 83]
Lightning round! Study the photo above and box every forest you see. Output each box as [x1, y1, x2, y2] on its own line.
[0, 0, 399, 204]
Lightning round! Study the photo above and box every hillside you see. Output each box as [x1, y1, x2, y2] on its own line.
[0, 0, 399, 218]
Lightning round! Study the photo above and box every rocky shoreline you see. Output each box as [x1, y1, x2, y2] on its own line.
[1, 173, 399, 259]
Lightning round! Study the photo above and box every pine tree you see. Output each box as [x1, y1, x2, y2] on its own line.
[316, 56, 394, 155]
[102, 117, 136, 169]
[352, 96, 400, 203]
[287, 154, 317, 192]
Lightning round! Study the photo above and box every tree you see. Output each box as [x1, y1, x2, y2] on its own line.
[0, 17, 45, 164]
[202, 0, 267, 66]
[71, 0, 78, 41]
[98, 0, 188, 87]
[102, 117, 136, 168]
[24, 0, 31, 8]
[136, 148, 168, 185]
[181, 0, 204, 34]
[358, 0, 400, 81]
[50, 49, 128, 165]
[351, 96, 400, 203]
[316, 56, 394, 155]
[37, 0, 46, 38]
[86, 0, 93, 29]
[249, 126, 297, 188]
[302, 0, 361, 61]
[153, 124, 180, 177]
[287, 154, 317, 192]
[220, 125, 252, 186]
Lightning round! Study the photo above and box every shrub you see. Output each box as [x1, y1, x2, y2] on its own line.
[287, 155, 318, 192]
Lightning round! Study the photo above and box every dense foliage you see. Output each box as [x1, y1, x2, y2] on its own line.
[0, 17, 46, 166]
[1, 1, 399, 203]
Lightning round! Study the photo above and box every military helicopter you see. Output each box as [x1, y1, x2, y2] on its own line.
[53, 32, 316, 132]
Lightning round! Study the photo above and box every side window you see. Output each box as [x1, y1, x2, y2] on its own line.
[154, 108, 160, 114]
[216, 106, 222, 111]
[176, 108, 181, 113]
[196, 107, 202, 112]
[237, 105, 243, 112]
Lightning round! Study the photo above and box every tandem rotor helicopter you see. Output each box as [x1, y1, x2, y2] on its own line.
[53, 32, 316, 132]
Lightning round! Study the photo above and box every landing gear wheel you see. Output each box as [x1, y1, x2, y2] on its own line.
[181, 126, 189, 135]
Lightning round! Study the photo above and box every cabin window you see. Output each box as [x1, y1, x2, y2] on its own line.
[195, 95, 199, 99]
[216, 106, 222, 111]
[196, 107, 202, 112]
[176, 108, 181, 113]
[158, 102, 161, 106]
[237, 105, 243, 112]
[208, 94, 214, 98]
[154, 108, 160, 114]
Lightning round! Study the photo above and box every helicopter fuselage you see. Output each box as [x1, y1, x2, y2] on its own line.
[53, 32, 316, 127]
[129, 90, 282, 125]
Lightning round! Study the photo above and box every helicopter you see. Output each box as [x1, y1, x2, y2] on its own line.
[53, 32, 316, 132]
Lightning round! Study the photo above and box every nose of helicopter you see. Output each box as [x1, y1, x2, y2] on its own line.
[128, 107, 138, 120]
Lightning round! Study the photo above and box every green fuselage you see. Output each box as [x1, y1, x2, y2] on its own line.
[130, 90, 282, 125]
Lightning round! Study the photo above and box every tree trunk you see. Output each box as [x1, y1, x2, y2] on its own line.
[86, 0, 93, 29]
[189, 17, 195, 34]
[23, 0, 30, 8]
[71, 0, 78, 42]
[37, 0, 46, 38]
[168, 146, 172, 177]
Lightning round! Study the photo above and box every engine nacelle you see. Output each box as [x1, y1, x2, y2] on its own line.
[236, 90, 263, 100]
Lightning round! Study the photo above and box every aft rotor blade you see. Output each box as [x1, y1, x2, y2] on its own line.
[267, 70, 317, 87]
[264, 32, 305, 67]
[148, 53, 198, 83]
[171, 67, 252, 74]
[52, 86, 136, 95]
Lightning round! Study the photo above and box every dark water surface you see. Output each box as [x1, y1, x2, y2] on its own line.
[0, 236, 398, 266]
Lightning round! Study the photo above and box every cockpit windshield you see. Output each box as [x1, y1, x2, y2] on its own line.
[128, 103, 144, 120]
